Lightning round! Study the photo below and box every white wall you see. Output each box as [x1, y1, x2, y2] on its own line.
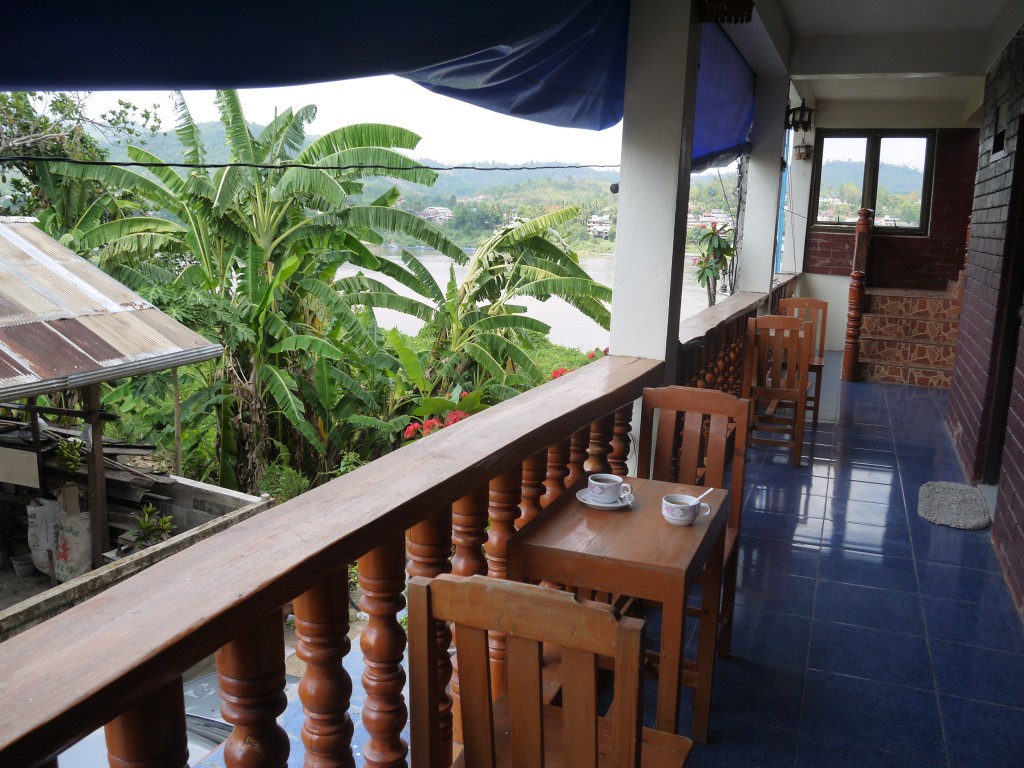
[799, 273, 851, 351]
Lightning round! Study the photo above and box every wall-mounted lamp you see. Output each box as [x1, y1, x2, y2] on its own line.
[794, 143, 813, 161]
[785, 99, 816, 133]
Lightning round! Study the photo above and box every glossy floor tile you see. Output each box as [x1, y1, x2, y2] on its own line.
[683, 353, 1024, 767]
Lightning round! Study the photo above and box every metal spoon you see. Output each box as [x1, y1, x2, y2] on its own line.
[694, 487, 715, 502]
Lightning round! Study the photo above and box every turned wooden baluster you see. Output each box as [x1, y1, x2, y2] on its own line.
[449, 486, 489, 743]
[540, 438, 570, 507]
[485, 466, 523, 697]
[407, 508, 454, 765]
[565, 428, 589, 487]
[358, 535, 408, 768]
[584, 412, 615, 475]
[216, 611, 290, 768]
[294, 575, 356, 768]
[104, 679, 189, 768]
[518, 450, 547, 528]
[608, 405, 633, 476]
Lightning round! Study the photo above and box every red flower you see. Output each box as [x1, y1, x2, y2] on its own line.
[551, 367, 569, 379]
[460, 391, 468, 398]
[404, 422, 422, 439]
[444, 410, 469, 427]
[603, 347, 609, 355]
[421, 418, 443, 436]
[587, 351, 595, 359]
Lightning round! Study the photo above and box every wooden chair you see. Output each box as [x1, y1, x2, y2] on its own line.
[741, 315, 813, 467]
[408, 574, 693, 768]
[777, 297, 828, 429]
[636, 386, 751, 659]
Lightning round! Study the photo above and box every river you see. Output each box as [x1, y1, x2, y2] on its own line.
[336, 246, 714, 351]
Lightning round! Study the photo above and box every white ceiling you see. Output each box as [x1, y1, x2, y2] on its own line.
[729, 0, 1024, 122]
[777, 0, 1008, 37]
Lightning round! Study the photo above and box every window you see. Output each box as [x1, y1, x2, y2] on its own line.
[810, 130, 934, 234]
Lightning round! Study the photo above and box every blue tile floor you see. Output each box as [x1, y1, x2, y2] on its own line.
[196, 351, 1024, 767]
[663, 352, 1024, 767]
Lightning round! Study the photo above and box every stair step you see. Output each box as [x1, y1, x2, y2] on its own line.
[858, 362, 953, 388]
[864, 289, 959, 319]
[861, 314, 959, 343]
[860, 337, 957, 368]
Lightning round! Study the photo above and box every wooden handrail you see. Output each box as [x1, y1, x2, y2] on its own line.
[0, 355, 663, 766]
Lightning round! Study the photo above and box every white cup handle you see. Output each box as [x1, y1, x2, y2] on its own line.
[699, 503, 712, 516]
[621, 483, 633, 498]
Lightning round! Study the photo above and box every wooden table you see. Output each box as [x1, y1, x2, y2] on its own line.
[507, 477, 728, 743]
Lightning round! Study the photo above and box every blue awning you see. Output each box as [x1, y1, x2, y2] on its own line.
[2, 0, 754, 169]
[403, 9, 754, 169]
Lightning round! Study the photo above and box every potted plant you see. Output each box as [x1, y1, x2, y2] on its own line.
[130, 503, 177, 550]
[694, 222, 736, 306]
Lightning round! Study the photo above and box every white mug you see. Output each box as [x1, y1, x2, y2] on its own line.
[661, 494, 712, 526]
[588, 473, 633, 502]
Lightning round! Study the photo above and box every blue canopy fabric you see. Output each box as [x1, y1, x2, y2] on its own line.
[3, 0, 754, 169]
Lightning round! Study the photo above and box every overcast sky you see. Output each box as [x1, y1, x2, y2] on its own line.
[86, 76, 625, 167]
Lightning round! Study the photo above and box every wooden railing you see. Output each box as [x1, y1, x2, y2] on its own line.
[0, 355, 663, 768]
[1, 282, 794, 766]
[676, 291, 769, 394]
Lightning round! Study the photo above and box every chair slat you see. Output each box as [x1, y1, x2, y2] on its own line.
[560, 647, 598, 768]
[507, 635, 544, 768]
[456, 625, 497, 768]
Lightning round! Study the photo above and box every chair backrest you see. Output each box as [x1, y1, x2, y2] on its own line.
[741, 315, 812, 399]
[408, 574, 645, 768]
[777, 297, 827, 360]
[636, 386, 751, 529]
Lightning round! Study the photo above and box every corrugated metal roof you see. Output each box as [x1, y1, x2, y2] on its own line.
[0, 218, 222, 400]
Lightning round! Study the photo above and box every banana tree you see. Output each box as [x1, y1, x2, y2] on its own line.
[337, 208, 611, 401]
[53, 89, 466, 492]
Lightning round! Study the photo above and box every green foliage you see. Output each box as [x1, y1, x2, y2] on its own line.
[132, 503, 177, 549]
[1, 91, 160, 218]
[258, 461, 311, 502]
[694, 224, 736, 307]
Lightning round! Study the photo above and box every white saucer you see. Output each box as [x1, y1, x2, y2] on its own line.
[576, 488, 634, 510]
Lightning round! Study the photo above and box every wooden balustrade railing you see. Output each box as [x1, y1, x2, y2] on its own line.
[3, 287, 803, 767]
[677, 291, 769, 393]
[0, 355, 663, 768]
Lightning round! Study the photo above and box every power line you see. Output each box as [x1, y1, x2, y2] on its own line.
[0, 156, 621, 173]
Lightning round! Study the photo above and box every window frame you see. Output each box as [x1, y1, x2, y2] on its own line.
[808, 129, 936, 236]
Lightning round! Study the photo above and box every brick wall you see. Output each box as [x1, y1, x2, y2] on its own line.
[803, 129, 978, 288]
[946, 24, 1024, 618]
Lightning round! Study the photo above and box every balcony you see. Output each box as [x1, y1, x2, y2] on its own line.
[1, 298, 1021, 767]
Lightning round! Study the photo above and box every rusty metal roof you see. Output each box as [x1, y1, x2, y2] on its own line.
[0, 218, 222, 400]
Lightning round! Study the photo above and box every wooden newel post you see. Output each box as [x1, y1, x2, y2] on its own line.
[842, 271, 866, 382]
[485, 467, 523, 697]
[842, 209, 873, 382]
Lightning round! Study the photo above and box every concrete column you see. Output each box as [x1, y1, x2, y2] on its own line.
[736, 76, 789, 295]
[609, 0, 700, 383]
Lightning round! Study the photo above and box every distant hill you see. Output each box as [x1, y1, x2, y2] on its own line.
[820, 160, 923, 195]
[97, 122, 621, 205]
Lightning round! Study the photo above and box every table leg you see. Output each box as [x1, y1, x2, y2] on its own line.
[692, 526, 726, 742]
[656, 595, 685, 734]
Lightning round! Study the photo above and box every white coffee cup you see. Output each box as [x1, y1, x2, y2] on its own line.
[661, 494, 712, 526]
[588, 473, 633, 502]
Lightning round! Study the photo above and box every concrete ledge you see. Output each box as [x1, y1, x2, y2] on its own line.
[0, 493, 272, 642]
